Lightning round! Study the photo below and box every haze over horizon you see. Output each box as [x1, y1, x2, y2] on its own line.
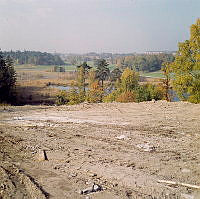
[0, 0, 199, 54]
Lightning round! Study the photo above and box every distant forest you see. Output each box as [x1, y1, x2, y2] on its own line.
[2, 51, 65, 66]
[66, 52, 175, 72]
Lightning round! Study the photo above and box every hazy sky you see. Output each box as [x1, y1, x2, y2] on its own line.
[0, 0, 199, 53]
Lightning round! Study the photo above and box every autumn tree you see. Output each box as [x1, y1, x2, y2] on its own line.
[161, 62, 171, 101]
[170, 18, 200, 103]
[120, 68, 139, 92]
[103, 68, 139, 103]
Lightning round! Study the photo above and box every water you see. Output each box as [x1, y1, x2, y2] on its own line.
[49, 85, 89, 91]
[49, 85, 74, 91]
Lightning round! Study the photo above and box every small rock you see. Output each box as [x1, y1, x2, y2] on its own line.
[181, 168, 191, 173]
[116, 135, 130, 140]
[136, 143, 155, 152]
[181, 193, 194, 199]
[116, 135, 126, 140]
[69, 173, 77, 177]
[37, 149, 48, 161]
[89, 173, 97, 177]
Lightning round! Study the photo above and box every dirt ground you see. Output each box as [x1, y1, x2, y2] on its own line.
[0, 101, 200, 199]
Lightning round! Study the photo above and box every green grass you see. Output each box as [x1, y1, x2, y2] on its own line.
[15, 64, 77, 72]
[140, 71, 164, 78]
[15, 62, 117, 72]
[15, 64, 54, 71]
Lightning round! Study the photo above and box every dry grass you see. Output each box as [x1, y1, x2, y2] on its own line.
[15, 80, 60, 105]
[16, 71, 77, 82]
[15, 70, 78, 105]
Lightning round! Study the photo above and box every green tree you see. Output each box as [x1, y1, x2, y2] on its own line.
[77, 62, 91, 93]
[110, 68, 122, 82]
[170, 18, 200, 103]
[0, 54, 16, 103]
[95, 59, 110, 87]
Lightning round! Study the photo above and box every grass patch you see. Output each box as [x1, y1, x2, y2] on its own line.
[140, 71, 164, 78]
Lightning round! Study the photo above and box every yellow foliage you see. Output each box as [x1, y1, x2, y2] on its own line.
[120, 68, 139, 92]
[116, 91, 136, 103]
[86, 81, 104, 103]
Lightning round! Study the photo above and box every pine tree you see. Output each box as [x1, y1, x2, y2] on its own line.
[0, 53, 16, 103]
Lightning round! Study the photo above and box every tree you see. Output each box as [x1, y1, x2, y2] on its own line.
[2, 50, 65, 66]
[120, 68, 139, 92]
[103, 68, 139, 103]
[95, 59, 110, 87]
[0, 54, 16, 103]
[162, 62, 171, 101]
[170, 18, 200, 103]
[110, 68, 122, 82]
[77, 62, 91, 93]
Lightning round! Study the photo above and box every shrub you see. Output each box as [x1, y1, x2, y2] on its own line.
[56, 90, 68, 105]
[86, 81, 104, 103]
[103, 89, 120, 102]
[136, 84, 164, 102]
[116, 91, 136, 103]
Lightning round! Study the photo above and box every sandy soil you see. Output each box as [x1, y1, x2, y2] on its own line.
[0, 101, 200, 199]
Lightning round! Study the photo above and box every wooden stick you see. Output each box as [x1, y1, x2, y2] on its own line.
[158, 180, 200, 189]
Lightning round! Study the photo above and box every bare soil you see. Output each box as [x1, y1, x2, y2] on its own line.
[0, 101, 200, 199]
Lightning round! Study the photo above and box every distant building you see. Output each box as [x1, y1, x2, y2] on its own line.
[143, 51, 176, 55]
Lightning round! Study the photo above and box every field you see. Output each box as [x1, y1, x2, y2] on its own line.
[14, 64, 78, 104]
[140, 71, 164, 78]
[0, 101, 200, 198]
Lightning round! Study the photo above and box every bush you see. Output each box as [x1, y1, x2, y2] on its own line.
[103, 89, 120, 102]
[68, 88, 85, 105]
[56, 90, 68, 105]
[136, 84, 164, 102]
[116, 91, 136, 103]
[86, 81, 104, 103]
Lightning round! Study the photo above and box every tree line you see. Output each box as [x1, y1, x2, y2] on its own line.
[2, 51, 65, 66]
[114, 53, 175, 72]
[65, 53, 175, 72]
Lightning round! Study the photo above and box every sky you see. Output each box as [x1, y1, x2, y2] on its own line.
[0, 0, 199, 53]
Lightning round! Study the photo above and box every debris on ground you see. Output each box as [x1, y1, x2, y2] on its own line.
[79, 184, 102, 195]
[136, 143, 155, 152]
[116, 135, 130, 140]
